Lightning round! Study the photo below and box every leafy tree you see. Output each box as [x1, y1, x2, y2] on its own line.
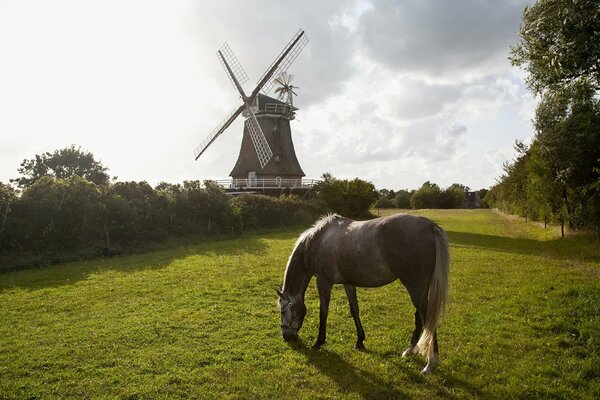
[393, 190, 412, 209]
[411, 182, 442, 209]
[533, 81, 600, 229]
[12, 145, 110, 188]
[314, 173, 377, 218]
[0, 183, 17, 248]
[440, 184, 467, 209]
[510, 0, 600, 94]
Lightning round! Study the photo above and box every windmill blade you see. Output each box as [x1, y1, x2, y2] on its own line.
[274, 76, 286, 86]
[194, 105, 244, 160]
[253, 29, 309, 97]
[217, 43, 249, 94]
[244, 106, 273, 168]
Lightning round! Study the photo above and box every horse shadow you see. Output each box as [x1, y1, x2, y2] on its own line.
[286, 340, 485, 399]
[287, 340, 411, 399]
[446, 230, 600, 262]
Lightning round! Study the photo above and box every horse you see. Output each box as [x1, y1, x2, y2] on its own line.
[276, 213, 450, 374]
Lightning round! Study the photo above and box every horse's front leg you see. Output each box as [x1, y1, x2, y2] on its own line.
[313, 278, 332, 349]
[344, 285, 366, 350]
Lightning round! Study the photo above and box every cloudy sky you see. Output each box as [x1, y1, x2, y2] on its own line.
[0, 0, 536, 191]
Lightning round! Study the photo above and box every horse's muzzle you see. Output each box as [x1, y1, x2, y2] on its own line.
[282, 328, 299, 341]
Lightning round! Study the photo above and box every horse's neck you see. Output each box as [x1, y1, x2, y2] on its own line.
[283, 247, 312, 301]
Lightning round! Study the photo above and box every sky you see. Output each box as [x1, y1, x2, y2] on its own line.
[0, 0, 537, 191]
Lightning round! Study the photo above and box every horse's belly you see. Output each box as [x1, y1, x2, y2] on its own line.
[334, 261, 397, 287]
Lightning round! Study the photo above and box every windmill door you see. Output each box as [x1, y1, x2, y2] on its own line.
[248, 171, 257, 187]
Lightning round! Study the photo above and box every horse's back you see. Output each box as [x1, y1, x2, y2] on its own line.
[312, 213, 438, 288]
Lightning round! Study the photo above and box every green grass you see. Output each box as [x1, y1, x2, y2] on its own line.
[1, 209, 598, 399]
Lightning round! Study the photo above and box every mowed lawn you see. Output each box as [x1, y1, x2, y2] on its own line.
[1, 209, 599, 399]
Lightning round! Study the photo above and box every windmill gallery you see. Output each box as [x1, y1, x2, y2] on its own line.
[194, 30, 316, 195]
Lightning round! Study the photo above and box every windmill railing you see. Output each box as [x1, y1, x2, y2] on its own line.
[213, 178, 319, 190]
[263, 103, 295, 118]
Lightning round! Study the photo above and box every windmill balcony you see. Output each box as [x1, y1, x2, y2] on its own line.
[214, 178, 318, 190]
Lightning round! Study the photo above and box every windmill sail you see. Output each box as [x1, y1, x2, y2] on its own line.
[244, 107, 273, 168]
[194, 105, 244, 160]
[217, 43, 249, 91]
[255, 29, 309, 96]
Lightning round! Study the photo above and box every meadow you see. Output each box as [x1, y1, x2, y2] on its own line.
[0, 209, 598, 399]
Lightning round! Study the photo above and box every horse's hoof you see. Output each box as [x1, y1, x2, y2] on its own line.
[402, 346, 417, 357]
[355, 342, 365, 351]
[312, 342, 324, 350]
[421, 355, 440, 374]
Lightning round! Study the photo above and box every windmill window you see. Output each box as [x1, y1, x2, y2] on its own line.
[276, 176, 282, 186]
[274, 154, 280, 162]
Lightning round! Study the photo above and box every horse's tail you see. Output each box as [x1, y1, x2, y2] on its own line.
[417, 224, 450, 357]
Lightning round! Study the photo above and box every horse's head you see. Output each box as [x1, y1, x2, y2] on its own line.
[276, 288, 306, 341]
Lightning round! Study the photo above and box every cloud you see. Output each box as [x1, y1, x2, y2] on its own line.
[358, 0, 527, 80]
[0, 0, 537, 192]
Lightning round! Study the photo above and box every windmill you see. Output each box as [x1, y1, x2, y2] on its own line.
[194, 29, 309, 190]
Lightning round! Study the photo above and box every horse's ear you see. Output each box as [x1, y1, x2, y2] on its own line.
[275, 288, 285, 299]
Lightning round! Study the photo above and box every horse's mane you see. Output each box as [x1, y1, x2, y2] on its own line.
[281, 214, 343, 293]
[299, 213, 342, 244]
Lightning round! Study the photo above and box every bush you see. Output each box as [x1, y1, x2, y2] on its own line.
[314, 173, 377, 218]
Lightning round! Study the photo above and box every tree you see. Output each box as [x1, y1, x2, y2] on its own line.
[533, 81, 600, 230]
[393, 190, 412, 209]
[0, 182, 16, 237]
[411, 182, 442, 209]
[440, 184, 467, 209]
[510, 0, 600, 94]
[314, 173, 378, 218]
[12, 145, 110, 188]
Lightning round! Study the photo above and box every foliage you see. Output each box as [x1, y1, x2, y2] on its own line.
[373, 197, 395, 209]
[410, 181, 443, 209]
[393, 189, 412, 209]
[510, 0, 600, 94]
[1, 210, 598, 398]
[494, 1, 600, 238]
[0, 177, 324, 271]
[11, 145, 110, 188]
[313, 173, 378, 218]
[440, 183, 468, 209]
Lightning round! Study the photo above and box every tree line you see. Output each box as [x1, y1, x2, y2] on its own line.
[0, 147, 388, 271]
[375, 182, 488, 210]
[485, 0, 600, 239]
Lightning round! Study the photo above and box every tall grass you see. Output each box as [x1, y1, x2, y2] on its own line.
[0, 209, 598, 399]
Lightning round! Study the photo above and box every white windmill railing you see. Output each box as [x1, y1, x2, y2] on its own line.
[214, 178, 319, 190]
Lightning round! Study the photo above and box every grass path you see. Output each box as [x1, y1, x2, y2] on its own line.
[1, 210, 598, 399]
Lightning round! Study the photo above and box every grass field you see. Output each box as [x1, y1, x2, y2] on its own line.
[1, 209, 599, 399]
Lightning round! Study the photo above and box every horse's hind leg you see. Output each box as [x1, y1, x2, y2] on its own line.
[402, 310, 423, 357]
[344, 285, 366, 350]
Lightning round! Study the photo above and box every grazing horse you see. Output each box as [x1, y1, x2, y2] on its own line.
[276, 213, 450, 374]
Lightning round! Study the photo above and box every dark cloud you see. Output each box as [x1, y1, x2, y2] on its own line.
[358, 0, 529, 77]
